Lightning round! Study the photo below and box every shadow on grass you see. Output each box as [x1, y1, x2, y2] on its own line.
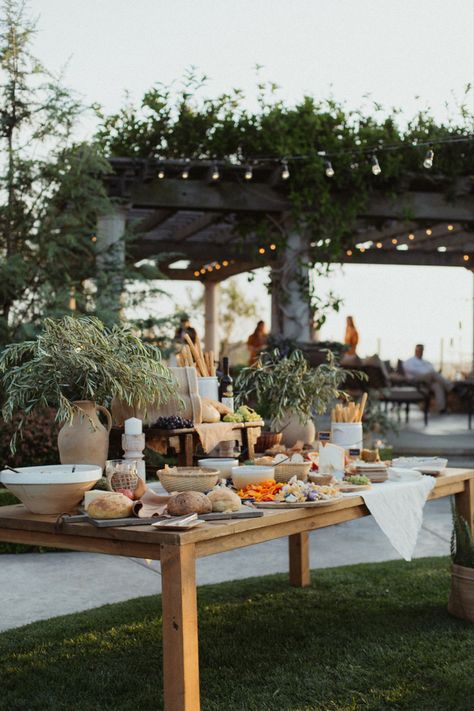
[1, 557, 473, 710]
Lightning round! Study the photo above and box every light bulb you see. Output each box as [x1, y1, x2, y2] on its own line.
[222, 260, 229, 267]
[325, 160, 335, 178]
[244, 164, 253, 180]
[215, 263, 221, 270]
[200, 268, 206, 274]
[193, 270, 200, 277]
[211, 163, 220, 181]
[270, 243, 277, 251]
[281, 160, 290, 180]
[463, 254, 470, 261]
[359, 247, 366, 253]
[207, 265, 213, 272]
[426, 228, 432, 236]
[376, 242, 383, 249]
[181, 165, 190, 179]
[350, 161, 359, 170]
[423, 147, 434, 169]
[391, 238, 398, 245]
[408, 233, 415, 240]
[158, 168, 165, 179]
[447, 224, 454, 231]
[346, 249, 353, 256]
[258, 247, 266, 254]
[371, 155, 382, 175]
[91, 235, 97, 243]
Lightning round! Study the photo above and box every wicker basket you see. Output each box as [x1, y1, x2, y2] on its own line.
[274, 462, 311, 483]
[157, 467, 219, 493]
[255, 431, 282, 453]
[308, 472, 335, 486]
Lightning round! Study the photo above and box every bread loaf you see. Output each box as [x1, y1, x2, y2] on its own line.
[201, 402, 221, 423]
[167, 491, 212, 516]
[87, 493, 134, 519]
[202, 398, 232, 416]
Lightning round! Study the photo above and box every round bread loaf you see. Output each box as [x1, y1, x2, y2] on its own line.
[207, 488, 241, 513]
[87, 493, 134, 519]
[167, 491, 212, 516]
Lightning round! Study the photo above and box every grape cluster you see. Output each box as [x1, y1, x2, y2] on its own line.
[153, 416, 193, 430]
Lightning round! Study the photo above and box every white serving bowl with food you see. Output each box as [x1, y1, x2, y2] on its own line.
[197, 458, 239, 478]
[231, 465, 275, 491]
[0, 464, 102, 514]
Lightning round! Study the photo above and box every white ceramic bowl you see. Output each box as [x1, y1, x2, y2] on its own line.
[231, 465, 275, 491]
[198, 458, 238, 478]
[0, 464, 102, 514]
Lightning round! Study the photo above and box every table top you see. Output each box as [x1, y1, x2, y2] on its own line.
[140, 420, 264, 436]
[0, 469, 472, 559]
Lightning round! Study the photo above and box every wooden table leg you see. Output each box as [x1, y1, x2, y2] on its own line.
[161, 543, 200, 711]
[177, 434, 195, 466]
[455, 477, 474, 537]
[289, 531, 311, 587]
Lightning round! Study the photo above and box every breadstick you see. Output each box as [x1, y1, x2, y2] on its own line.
[208, 350, 216, 376]
[358, 393, 368, 421]
[176, 352, 184, 367]
[195, 333, 205, 362]
[184, 334, 208, 376]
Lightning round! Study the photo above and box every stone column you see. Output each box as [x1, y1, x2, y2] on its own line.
[204, 280, 220, 356]
[270, 231, 312, 342]
[95, 208, 127, 323]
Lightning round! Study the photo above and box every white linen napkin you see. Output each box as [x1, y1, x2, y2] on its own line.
[358, 475, 436, 561]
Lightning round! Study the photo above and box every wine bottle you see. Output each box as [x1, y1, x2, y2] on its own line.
[219, 357, 234, 412]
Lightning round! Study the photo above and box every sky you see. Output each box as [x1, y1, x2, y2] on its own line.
[28, 0, 474, 367]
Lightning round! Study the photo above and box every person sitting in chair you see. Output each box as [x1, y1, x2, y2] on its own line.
[403, 344, 452, 413]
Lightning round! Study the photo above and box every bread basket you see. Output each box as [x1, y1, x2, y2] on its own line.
[157, 467, 219, 493]
[274, 462, 311, 483]
[255, 431, 282, 452]
[308, 472, 335, 486]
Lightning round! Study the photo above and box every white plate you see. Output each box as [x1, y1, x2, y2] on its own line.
[256, 495, 343, 509]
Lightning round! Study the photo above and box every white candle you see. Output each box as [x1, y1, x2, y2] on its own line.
[124, 417, 142, 435]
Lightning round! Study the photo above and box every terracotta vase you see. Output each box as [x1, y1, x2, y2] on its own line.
[275, 412, 316, 448]
[58, 400, 112, 470]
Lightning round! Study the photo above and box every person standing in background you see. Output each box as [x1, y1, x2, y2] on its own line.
[247, 320, 268, 365]
[344, 316, 359, 355]
[175, 316, 197, 345]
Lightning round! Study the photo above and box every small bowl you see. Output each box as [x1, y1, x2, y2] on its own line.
[197, 458, 238, 478]
[157, 467, 219, 493]
[0, 464, 102, 514]
[308, 472, 335, 486]
[231, 465, 275, 491]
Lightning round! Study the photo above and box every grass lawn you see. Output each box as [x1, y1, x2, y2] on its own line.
[1, 557, 473, 710]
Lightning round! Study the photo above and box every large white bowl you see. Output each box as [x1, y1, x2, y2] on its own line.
[0, 464, 102, 514]
[198, 458, 238, 478]
[231, 465, 275, 491]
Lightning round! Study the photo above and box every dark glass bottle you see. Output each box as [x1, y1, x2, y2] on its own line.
[219, 357, 234, 412]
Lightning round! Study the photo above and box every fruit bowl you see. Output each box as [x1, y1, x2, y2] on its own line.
[0, 464, 102, 514]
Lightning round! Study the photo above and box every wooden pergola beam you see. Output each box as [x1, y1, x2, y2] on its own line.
[172, 212, 224, 242]
[360, 192, 474, 222]
[132, 209, 175, 233]
[344, 249, 472, 267]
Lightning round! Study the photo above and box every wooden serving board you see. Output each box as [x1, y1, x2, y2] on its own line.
[256, 496, 343, 509]
[337, 483, 372, 493]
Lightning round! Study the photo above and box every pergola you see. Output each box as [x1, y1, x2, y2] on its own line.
[98, 157, 474, 356]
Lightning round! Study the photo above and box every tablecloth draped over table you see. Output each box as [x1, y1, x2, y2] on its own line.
[356, 476, 436, 561]
[194, 422, 243, 453]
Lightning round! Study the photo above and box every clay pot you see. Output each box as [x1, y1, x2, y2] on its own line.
[276, 412, 316, 448]
[58, 400, 112, 470]
[448, 564, 474, 623]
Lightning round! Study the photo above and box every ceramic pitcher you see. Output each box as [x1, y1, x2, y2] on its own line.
[58, 400, 112, 470]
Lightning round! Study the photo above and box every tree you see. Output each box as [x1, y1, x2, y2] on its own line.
[0, 0, 111, 343]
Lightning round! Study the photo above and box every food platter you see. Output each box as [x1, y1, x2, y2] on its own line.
[255, 495, 343, 509]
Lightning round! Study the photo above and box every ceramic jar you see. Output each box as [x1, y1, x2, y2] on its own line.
[58, 400, 112, 470]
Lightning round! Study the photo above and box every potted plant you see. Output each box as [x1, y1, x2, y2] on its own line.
[448, 501, 474, 622]
[0, 316, 178, 469]
[235, 348, 349, 447]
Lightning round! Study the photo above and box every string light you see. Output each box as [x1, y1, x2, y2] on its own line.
[91, 235, 97, 242]
[200, 267, 206, 274]
[207, 265, 213, 272]
[215, 263, 221, 270]
[270, 243, 277, 250]
[324, 160, 335, 178]
[376, 242, 383, 248]
[181, 164, 190, 179]
[281, 160, 290, 180]
[463, 254, 470, 261]
[193, 270, 200, 277]
[437, 246, 447, 252]
[426, 228, 432, 236]
[423, 145, 434, 169]
[346, 249, 353, 256]
[158, 167, 165, 179]
[408, 233, 415, 240]
[222, 260, 229, 267]
[391, 238, 398, 245]
[371, 154, 382, 175]
[211, 163, 220, 181]
[244, 164, 253, 180]
[258, 247, 266, 254]
[359, 247, 366, 253]
[447, 224, 454, 231]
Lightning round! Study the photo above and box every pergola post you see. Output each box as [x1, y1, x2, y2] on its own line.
[95, 208, 127, 322]
[270, 231, 312, 342]
[204, 281, 220, 357]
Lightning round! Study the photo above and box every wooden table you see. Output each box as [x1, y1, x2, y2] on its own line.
[143, 421, 264, 465]
[0, 468, 472, 711]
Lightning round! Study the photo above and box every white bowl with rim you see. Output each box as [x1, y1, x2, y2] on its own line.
[0, 464, 102, 514]
[198, 458, 238, 478]
[231, 465, 275, 491]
